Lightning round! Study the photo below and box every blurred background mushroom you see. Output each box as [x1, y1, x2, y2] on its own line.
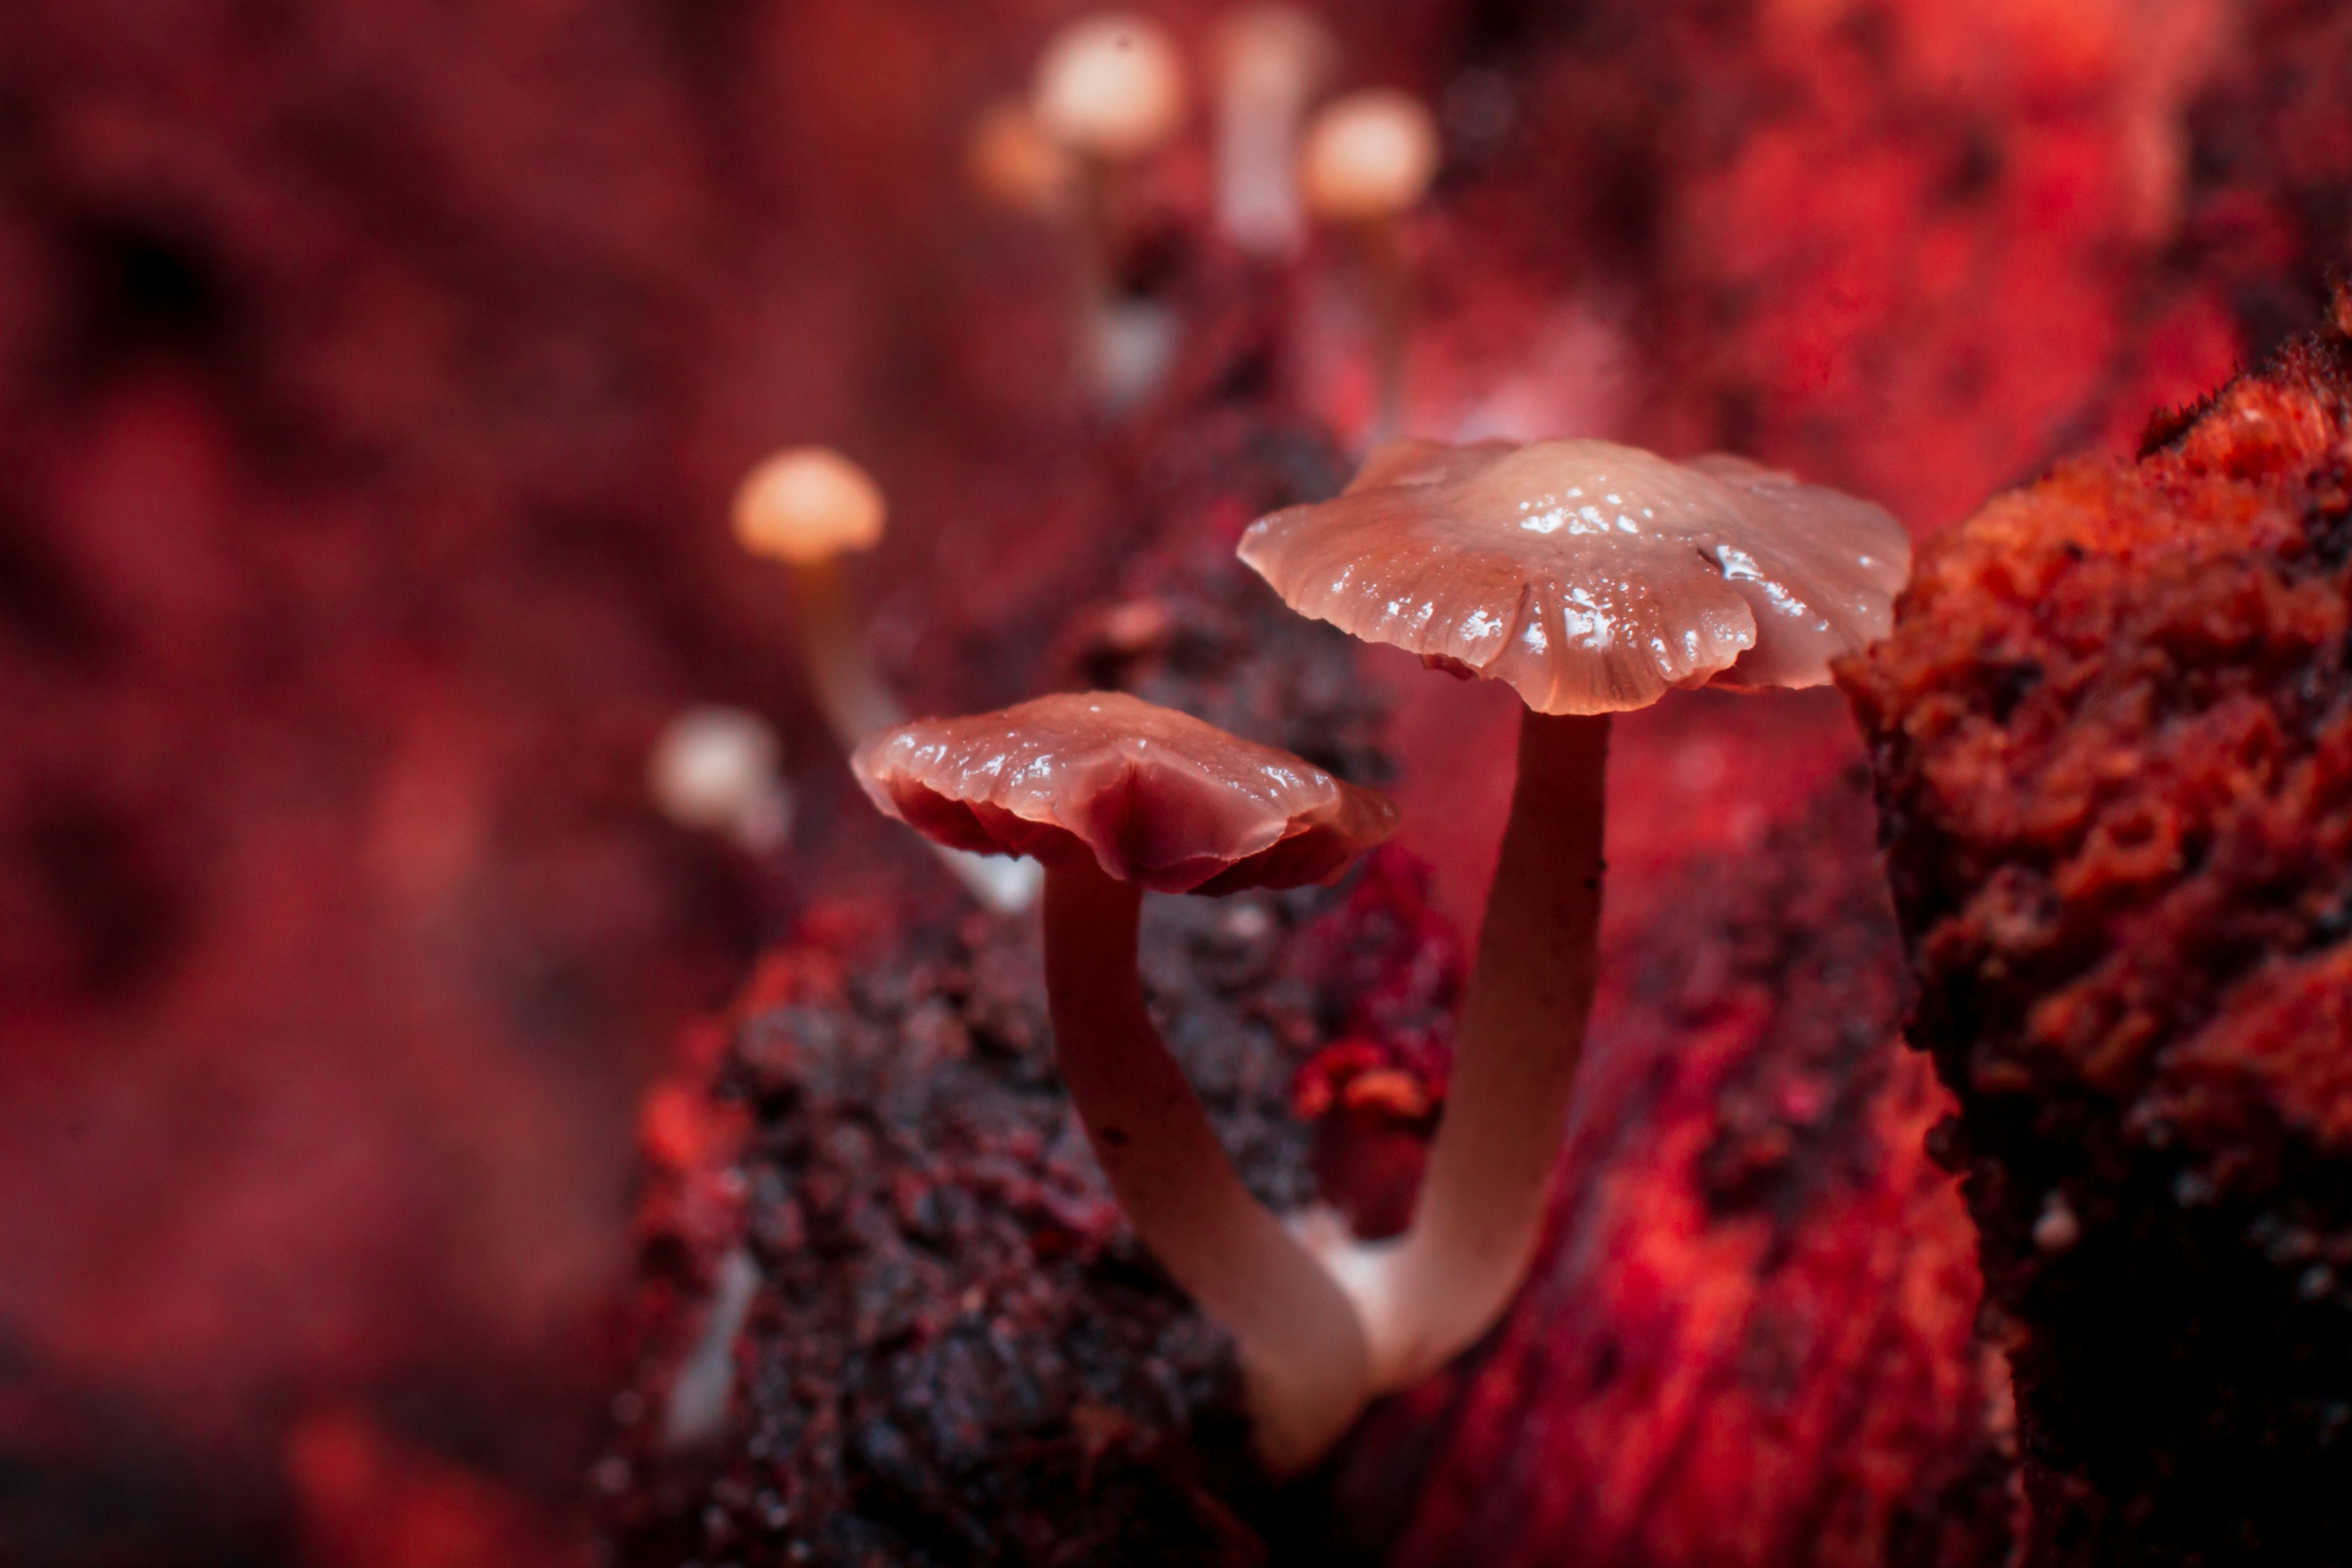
[1300, 89, 1441, 441]
[2, 0, 2349, 1564]
[645, 705, 791, 854]
[1210, 7, 1338, 257]
[731, 445, 1041, 912]
[1029, 11, 1191, 411]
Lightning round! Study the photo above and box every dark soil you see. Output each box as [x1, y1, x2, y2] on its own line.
[595, 465, 1438, 1567]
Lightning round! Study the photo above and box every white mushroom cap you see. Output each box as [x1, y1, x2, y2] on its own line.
[1300, 89, 1439, 222]
[732, 447, 886, 566]
[649, 707, 785, 835]
[1032, 13, 1188, 161]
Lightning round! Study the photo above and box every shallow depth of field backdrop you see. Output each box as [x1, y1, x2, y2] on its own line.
[0, 0, 2345, 1563]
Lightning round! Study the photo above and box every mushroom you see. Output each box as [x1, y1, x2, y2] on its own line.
[734, 447, 1041, 913]
[853, 690, 1399, 1469]
[1030, 13, 1189, 410]
[1299, 89, 1440, 441]
[1033, 12, 1188, 167]
[647, 705, 792, 853]
[1238, 436, 1910, 1390]
[965, 98, 1076, 219]
[1209, 7, 1337, 256]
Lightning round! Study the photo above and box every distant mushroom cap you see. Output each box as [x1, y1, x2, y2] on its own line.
[967, 99, 1076, 215]
[1299, 89, 1440, 222]
[648, 707, 782, 831]
[853, 691, 1398, 895]
[1032, 14, 1188, 162]
[733, 447, 886, 565]
[1238, 437, 1911, 715]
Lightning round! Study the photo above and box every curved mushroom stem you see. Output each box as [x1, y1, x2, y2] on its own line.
[1043, 854, 1374, 1469]
[1360, 708, 1607, 1388]
[790, 559, 1041, 913]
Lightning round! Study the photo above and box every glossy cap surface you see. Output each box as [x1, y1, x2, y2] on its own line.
[852, 691, 1397, 894]
[1239, 438, 1910, 714]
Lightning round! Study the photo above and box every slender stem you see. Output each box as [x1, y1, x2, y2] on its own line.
[1365, 708, 1607, 1388]
[1043, 857, 1372, 1469]
[1352, 215, 1410, 443]
[1217, 90, 1308, 255]
[791, 559, 1040, 913]
[788, 558, 907, 747]
[1072, 154, 1122, 403]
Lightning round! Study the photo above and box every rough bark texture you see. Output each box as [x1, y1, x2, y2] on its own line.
[1841, 300, 2352, 1565]
[1330, 764, 2014, 1568]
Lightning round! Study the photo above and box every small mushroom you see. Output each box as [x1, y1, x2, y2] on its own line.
[855, 690, 1399, 1469]
[734, 447, 1040, 912]
[965, 98, 1077, 219]
[1239, 436, 1909, 1390]
[1209, 7, 1337, 256]
[647, 705, 791, 853]
[1030, 13, 1189, 410]
[1299, 89, 1440, 441]
[733, 447, 894, 741]
[1033, 13, 1188, 165]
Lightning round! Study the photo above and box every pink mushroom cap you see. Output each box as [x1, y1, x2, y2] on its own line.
[1238, 438, 1911, 715]
[853, 691, 1398, 895]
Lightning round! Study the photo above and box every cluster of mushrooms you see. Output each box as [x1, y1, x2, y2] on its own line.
[647, 8, 1442, 890]
[967, 8, 1440, 426]
[651, 2, 1915, 1482]
[849, 436, 1912, 1469]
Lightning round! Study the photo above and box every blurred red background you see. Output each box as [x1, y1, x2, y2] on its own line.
[0, 0, 2342, 1561]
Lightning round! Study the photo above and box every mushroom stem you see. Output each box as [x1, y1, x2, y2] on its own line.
[1349, 215, 1412, 443]
[786, 556, 906, 747]
[1066, 157, 1175, 414]
[1366, 708, 1607, 1388]
[1216, 88, 1307, 255]
[1069, 155, 1122, 392]
[790, 560, 1041, 913]
[1043, 854, 1373, 1469]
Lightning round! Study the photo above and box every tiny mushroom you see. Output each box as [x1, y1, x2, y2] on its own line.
[733, 447, 895, 744]
[1299, 88, 1440, 440]
[1209, 6, 1338, 256]
[1239, 436, 1911, 1391]
[965, 98, 1076, 219]
[1032, 13, 1188, 167]
[647, 705, 791, 853]
[734, 447, 1041, 913]
[855, 690, 1400, 1469]
[1030, 14, 1189, 410]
